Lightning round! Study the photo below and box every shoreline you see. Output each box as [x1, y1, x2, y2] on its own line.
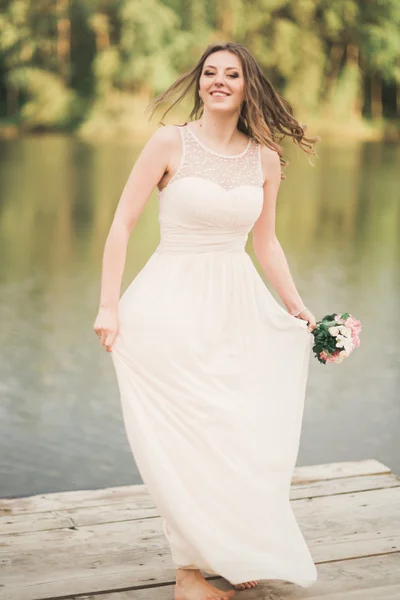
[1, 117, 399, 143]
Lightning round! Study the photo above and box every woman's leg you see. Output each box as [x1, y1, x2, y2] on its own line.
[175, 568, 235, 600]
[162, 519, 235, 600]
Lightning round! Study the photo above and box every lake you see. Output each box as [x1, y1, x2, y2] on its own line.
[0, 134, 399, 498]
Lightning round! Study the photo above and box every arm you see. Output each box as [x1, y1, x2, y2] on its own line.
[251, 146, 311, 318]
[94, 125, 178, 350]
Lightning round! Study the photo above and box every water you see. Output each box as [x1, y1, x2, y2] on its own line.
[0, 134, 399, 498]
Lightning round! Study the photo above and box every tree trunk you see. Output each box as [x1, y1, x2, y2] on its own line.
[323, 43, 345, 104]
[190, 0, 206, 29]
[346, 43, 362, 119]
[180, 0, 191, 30]
[216, 0, 236, 38]
[181, 0, 206, 30]
[138, 82, 152, 103]
[397, 58, 400, 117]
[6, 85, 19, 118]
[371, 73, 382, 120]
[56, 0, 71, 84]
[92, 15, 110, 52]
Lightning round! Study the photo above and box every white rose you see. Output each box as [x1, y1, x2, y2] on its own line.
[338, 326, 352, 338]
[336, 336, 345, 348]
[329, 326, 339, 336]
[339, 350, 350, 358]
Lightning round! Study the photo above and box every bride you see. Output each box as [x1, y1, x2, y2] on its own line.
[94, 42, 319, 600]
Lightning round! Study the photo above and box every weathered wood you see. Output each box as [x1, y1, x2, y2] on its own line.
[290, 459, 391, 484]
[2, 473, 398, 537]
[0, 459, 390, 517]
[70, 554, 400, 599]
[0, 460, 397, 600]
[290, 472, 399, 500]
[0, 484, 151, 516]
[1, 485, 399, 600]
[0, 504, 159, 535]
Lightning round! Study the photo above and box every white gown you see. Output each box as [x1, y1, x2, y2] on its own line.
[111, 124, 317, 587]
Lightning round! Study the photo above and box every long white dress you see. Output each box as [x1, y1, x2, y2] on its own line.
[111, 124, 317, 587]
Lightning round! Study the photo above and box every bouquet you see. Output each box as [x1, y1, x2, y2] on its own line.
[311, 312, 362, 364]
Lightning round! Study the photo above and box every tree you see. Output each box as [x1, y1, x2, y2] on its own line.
[358, 0, 400, 119]
[117, 0, 184, 98]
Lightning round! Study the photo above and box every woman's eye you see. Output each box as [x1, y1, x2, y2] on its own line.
[204, 71, 239, 78]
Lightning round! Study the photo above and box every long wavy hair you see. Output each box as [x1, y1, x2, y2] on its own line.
[147, 42, 319, 176]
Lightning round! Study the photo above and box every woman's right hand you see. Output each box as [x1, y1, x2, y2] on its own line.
[93, 307, 120, 352]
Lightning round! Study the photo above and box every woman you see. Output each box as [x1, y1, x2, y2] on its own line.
[94, 42, 319, 600]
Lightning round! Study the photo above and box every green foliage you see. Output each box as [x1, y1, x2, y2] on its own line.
[118, 0, 181, 94]
[0, 0, 399, 135]
[7, 67, 81, 128]
[92, 46, 120, 97]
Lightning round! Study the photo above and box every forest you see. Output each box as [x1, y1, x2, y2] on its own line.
[1, 0, 399, 138]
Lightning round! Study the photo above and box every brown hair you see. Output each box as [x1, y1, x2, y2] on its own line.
[147, 41, 319, 176]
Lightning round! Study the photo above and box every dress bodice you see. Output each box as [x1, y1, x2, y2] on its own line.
[156, 124, 264, 254]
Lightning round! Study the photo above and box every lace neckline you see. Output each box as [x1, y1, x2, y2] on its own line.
[185, 124, 252, 159]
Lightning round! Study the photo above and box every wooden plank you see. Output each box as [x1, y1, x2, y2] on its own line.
[290, 472, 399, 500]
[2, 474, 398, 536]
[88, 586, 400, 600]
[1, 486, 399, 600]
[69, 553, 400, 600]
[0, 485, 400, 543]
[0, 460, 390, 517]
[291, 459, 391, 484]
[314, 587, 400, 600]
[83, 583, 400, 600]
[0, 504, 159, 536]
[75, 585, 400, 600]
[0, 484, 150, 516]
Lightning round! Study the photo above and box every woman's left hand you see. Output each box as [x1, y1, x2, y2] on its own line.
[296, 308, 317, 333]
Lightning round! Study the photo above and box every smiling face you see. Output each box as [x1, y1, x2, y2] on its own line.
[198, 50, 246, 113]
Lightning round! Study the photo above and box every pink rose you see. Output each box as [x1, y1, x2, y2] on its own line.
[345, 316, 362, 337]
[320, 351, 329, 361]
[327, 351, 340, 363]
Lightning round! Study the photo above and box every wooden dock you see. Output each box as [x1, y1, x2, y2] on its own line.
[1, 459, 399, 600]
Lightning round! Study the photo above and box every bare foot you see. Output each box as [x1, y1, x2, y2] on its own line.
[174, 568, 236, 600]
[233, 580, 259, 590]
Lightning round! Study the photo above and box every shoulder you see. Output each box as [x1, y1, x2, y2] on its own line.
[259, 144, 280, 169]
[148, 124, 183, 150]
[258, 144, 281, 184]
[140, 125, 183, 168]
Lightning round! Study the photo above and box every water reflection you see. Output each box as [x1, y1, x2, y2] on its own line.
[0, 135, 398, 497]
